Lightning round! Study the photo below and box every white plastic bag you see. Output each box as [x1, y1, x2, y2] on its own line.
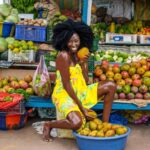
[33, 55, 51, 97]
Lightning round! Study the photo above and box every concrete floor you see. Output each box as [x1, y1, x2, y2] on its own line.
[0, 118, 150, 150]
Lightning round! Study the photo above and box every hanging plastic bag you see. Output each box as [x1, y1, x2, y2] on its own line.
[33, 55, 51, 97]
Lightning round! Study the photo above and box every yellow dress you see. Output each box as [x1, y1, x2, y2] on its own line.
[52, 64, 99, 121]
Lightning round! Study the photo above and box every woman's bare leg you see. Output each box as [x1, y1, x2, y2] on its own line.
[97, 81, 116, 122]
[43, 111, 82, 141]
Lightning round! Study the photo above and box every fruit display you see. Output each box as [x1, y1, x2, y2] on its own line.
[137, 28, 150, 35]
[78, 111, 128, 137]
[0, 3, 19, 23]
[94, 50, 149, 63]
[17, 19, 47, 26]
[8, 40, 38, 53]
[61, 9, 81, 21]
[94, 59, 150, 100]
[121, 110, 150, 124]
[0, 75, 34, 100]
[44, 50, 58, 71]
[47, 11, 68, 29]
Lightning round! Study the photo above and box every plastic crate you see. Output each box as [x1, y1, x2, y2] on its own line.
[0, 101, 26, 115]
[8, 49, 35, 63]
[15, 25, 47, 42]
[106, 33, 137, 44]
[0, 22, 15, 37]
[0, 112, 28, 130]
[138, 35, 150, 44]
[46, 27, 53, 43]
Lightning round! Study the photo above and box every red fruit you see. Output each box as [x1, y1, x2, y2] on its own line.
[139, 85, 148, 93]
[119, 93, 126, 99]
[3, 85, 11, 92]
[125, 78, 132, 85]
[19, 80, 29, 89]
[135, 93, 143, 99]
[132, 79, 142, 87]
[127, 93, 135, 100]
[113, 64, 120, 68]
[131, 86, 139, 93]
[101, 60, 109, 66]
[10, 81, 20, 89]
[112, 66, 120, 73]
[143, 93, 150, 100]
[99, 74, 106, 81]
[121, 71, 129, 79]
[132, 74, 141, 80]
[101, 60, 109, 71]
[94, 68, 103, 77]
[142, 65, 149, 71]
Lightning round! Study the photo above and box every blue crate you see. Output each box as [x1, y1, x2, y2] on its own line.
[15, 25, 47, 42]
[2, 22, 15, 37]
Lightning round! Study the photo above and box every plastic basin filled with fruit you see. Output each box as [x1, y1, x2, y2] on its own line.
[73, 118, 131, 150]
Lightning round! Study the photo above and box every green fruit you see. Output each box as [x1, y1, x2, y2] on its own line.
[122, 85, 131, 94]
[116, 86, 122, 93]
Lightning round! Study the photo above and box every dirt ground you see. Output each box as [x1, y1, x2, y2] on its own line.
[0, 117, 150, 150]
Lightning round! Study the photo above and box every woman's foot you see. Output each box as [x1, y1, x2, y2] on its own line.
[43, 122, 53, 142]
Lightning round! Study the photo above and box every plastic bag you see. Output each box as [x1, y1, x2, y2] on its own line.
[0, 92, 23, 110]
[33, 55, 51, 97]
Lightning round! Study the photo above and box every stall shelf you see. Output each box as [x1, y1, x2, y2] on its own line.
[25, 96, 150, 110]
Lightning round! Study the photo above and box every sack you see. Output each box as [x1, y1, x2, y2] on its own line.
[33, 56, 51, 97]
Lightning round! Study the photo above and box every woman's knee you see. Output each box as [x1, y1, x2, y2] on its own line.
[67, 111, 83, 130]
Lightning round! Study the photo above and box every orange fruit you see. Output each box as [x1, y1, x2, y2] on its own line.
[77, 47, 89, 60]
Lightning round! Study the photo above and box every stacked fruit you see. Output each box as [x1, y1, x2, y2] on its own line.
[0, 75, 34, 100]
[78, 111, 128, 137]
[122, 110, 150, 124]
[8, 40, 38, 53]
[94, 59, 150, 100]
[17, 19, 47, 26]
[94, 50, 149, 63]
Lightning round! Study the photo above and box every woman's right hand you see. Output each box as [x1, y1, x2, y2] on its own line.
[81, 107, 95, 121]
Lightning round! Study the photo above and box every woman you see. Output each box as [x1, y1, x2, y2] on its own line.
[43, 19, 116, 141]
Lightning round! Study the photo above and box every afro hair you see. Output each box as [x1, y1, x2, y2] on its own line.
[52, 19, 94, 51]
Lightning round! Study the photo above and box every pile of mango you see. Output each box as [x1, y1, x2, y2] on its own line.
[78, 118, 128, 137]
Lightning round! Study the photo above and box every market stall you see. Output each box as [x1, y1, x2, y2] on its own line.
[0, 0, 150, 130]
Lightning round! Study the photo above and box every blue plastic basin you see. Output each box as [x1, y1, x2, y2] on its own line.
[73, 126, 131, 150]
